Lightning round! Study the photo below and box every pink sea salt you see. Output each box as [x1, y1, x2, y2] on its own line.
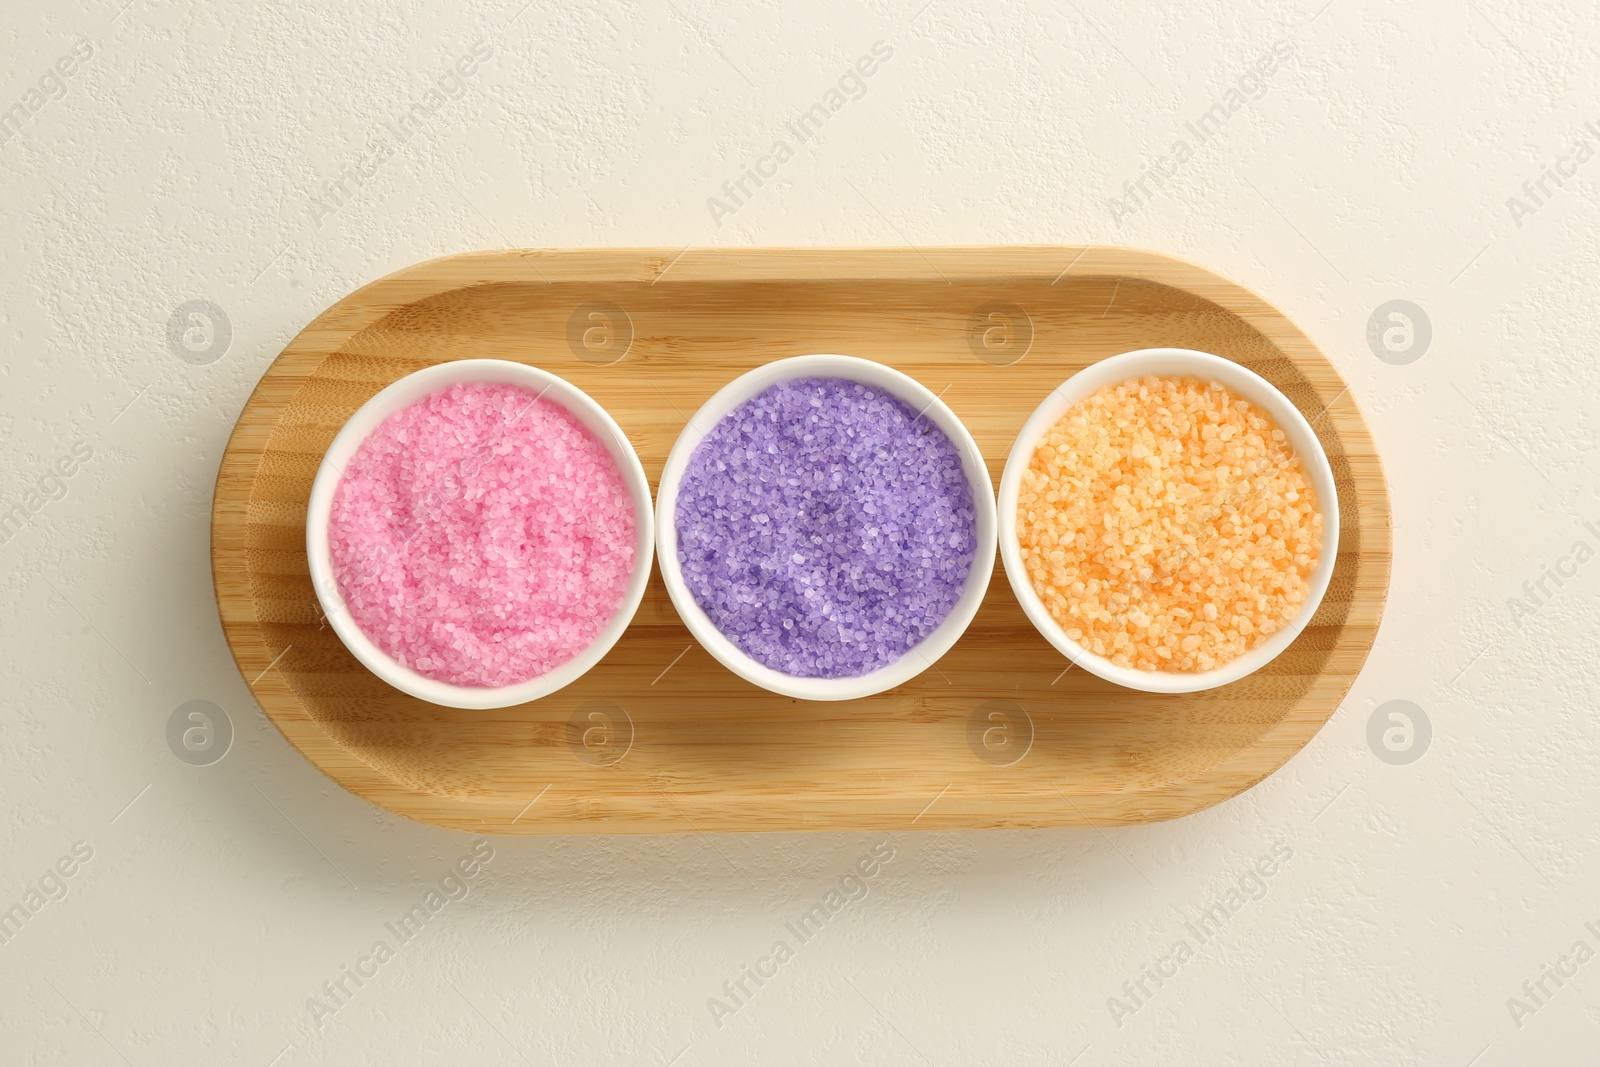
[328, 381, 636, 688]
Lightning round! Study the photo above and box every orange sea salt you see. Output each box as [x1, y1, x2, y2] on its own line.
[1017, 375, 1321, 672]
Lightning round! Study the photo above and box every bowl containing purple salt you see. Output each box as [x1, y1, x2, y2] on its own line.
[656, 354, 997, 701]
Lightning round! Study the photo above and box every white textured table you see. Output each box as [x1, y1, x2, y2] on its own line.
[2, 1, 1592, 1063]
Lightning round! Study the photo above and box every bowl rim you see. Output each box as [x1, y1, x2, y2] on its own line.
[305, 358, 655, 710]
[654, 353, 998, 702]
[996, 347, 1341, 694]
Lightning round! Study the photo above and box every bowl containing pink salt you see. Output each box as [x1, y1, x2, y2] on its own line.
[998, 348, 1339, 694]
[306, 359, 653, 709]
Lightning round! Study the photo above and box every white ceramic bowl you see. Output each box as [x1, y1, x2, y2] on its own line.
[306, 359, 654, 710]
[997, 348, 1340, 694]
[655, 354, 997, 701]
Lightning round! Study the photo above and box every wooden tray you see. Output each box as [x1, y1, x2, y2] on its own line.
[211, 247, 1390, 834]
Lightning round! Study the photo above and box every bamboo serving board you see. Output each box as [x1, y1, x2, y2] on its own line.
[211, 247, 1390, 834]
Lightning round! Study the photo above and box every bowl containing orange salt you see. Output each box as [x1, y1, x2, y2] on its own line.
[997, 348, 1339, 694]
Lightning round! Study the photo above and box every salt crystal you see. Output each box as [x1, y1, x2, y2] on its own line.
[329, 382, 636, 688]
[675, 377, 975, 678]
[1017, 375, 1320, 673]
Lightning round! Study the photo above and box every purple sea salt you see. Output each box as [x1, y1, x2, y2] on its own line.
[675, 376, 978, 678]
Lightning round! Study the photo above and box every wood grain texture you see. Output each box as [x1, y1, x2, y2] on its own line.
[210, 247, 1390, 834]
